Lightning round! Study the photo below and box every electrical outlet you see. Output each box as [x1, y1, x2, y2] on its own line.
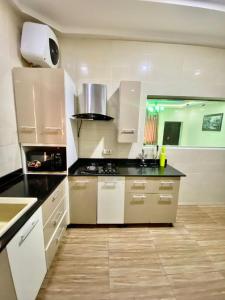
[102, 149, 112, 155]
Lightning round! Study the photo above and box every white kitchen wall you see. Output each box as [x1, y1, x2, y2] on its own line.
[60, 37, 225, 205]
[0, 1, 25, 177]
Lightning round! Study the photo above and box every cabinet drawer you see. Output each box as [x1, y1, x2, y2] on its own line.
[150, 178, 180, 194]
[150, 194, 178, 223]
[43, 197, 66, 248]
[42, 180, 66, 226]
[126, 177, 180, 194]
[125, 177, 150, 193]
[124, 193, 151, 223]
[45, 212, 67, 269]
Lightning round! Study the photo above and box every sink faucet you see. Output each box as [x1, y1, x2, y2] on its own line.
[139, 149, 147, 167]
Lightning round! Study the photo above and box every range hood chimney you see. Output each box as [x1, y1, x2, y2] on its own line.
[73, 83, 113, 120]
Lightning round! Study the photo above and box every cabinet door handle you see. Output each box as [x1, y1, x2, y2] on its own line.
[20, 126, 36, 131]
[19, 219, 39, 246]
[44, 127, 62, 132]
[132, 195, 146, 199]
[103, 181, 116, 186]
[121, 129, 136, 134]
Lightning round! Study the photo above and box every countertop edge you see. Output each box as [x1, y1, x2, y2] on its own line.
[0, 175, 66, 253]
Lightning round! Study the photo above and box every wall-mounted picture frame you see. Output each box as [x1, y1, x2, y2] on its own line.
[202, 113, 223, 131]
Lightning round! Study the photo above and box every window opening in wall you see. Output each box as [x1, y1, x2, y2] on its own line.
[144, 96, 225, 148]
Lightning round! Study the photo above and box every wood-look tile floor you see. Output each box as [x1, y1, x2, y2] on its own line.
[37, 206, 225, 300]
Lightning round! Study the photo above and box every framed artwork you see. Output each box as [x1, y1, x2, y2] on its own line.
[202, 113, 223, 131]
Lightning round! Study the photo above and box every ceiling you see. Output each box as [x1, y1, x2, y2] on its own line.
[12, 0, 225, 48]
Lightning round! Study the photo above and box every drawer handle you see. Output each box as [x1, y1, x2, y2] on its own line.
[103, 182, 116, 186]
[52, 211, 63, 227]
[19, 219, 39, 246]
[52, 189, 60, 202]
[159, 195, 173, 203]
[160, 195, 173, 199]
[132, 195, 146, 199]
[160, 181, 174, 186]
[56, 227, 65, 244]
[133, 181, 147, 185]
[74, 180, 89, 184]
[130, 200, 144, 205]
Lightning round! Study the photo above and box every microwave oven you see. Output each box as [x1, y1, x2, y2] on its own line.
[26, 148, 66, 172]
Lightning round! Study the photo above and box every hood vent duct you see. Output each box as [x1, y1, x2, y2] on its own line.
[73, 83, 113, 121]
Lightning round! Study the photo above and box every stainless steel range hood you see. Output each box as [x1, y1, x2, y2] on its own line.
[73, 83, 113, 120]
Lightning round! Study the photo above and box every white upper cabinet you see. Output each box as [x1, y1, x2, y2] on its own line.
[13, 68, 67, 145]
[118, 81, 141, 143]
[13, 69, 38, 144]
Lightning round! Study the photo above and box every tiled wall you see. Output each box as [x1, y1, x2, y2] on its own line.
[60, 37, 225, 204]
[0, 1, 24, 177]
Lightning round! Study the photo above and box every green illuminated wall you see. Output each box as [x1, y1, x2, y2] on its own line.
[150, 101, 225, 147]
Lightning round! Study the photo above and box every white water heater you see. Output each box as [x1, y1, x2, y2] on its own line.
[20, 22, 59, 68]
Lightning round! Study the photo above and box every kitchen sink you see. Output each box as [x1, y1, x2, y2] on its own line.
[0, 198, 37, 237]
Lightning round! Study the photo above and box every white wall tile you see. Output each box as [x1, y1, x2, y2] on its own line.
[0, 1, 24, 176]
[60, 37, 225, 205]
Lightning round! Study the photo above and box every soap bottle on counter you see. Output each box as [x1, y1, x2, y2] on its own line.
[159, 146, 166, 167]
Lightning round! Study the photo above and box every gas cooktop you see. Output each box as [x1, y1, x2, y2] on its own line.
[78, 162, 117, 175]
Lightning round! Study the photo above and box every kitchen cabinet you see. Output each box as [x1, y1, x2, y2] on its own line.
[13, 68, 66, 145]
[150, 194, 178, 223]
[13, 68, 76, 146]
[125, 177, 180, 224]
[97, 177, 125, 224]
[68, 174, 180, 225]
[42, 179, 67, 269]
[0, 249, 17, 300]
[6, 208, 46, 300]
[118, 81, 141, 143]
[125, 192, 150, 223]
[69, 177, 97, 224]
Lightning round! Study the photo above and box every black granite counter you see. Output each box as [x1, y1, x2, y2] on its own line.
[69, 158, 185, 177]
[0, 170, 66, 252]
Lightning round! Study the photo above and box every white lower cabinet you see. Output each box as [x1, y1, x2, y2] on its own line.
[97, 177, 125, 224]
[42, 179, 68, 269]
[7, 208, 46, 300]
[0, 249, 17, 300]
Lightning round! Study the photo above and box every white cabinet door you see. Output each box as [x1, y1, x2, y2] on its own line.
[13, 68, 66, 145]
[7, 208, 47, 300]
[36, 69, 66, 145]
[118, 81, 141, 143]
[97, 177, 125, 224]
[13, 68, 38, 144]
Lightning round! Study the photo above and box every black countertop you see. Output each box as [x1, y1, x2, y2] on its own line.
[0, 159, 184, 252]
[0, 170, 66, 252]
[69, 158, 185, 177]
